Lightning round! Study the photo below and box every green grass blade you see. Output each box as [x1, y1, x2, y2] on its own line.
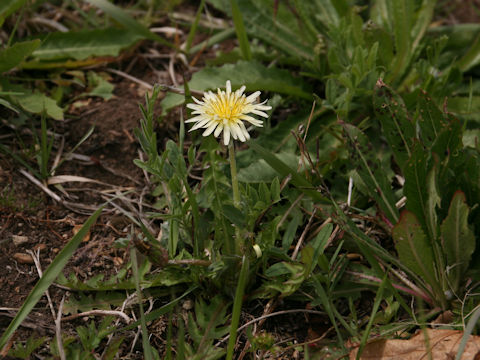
[0, 144, 41, 179]
[86, 0, 175, 49]
[226, 256, 249, 360]
[0, 206, 103, 351]
[230, 0, 251, 60]
[456, 306, 480, 360]
[312, 277, 344, 345]
[389, 0, 413, 81]
[456, 34, 480, 72]
[410, 0, 436, 52]
[356, 273, 388, 359]
[130, 248, 153, 360]
[39, 112, 49, 179]
[342, 122, 399, 223]
[185, 0, 205, 53]
[188, 28, 235, 55]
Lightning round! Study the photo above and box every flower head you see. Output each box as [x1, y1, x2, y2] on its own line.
[186, 80, 271, 146]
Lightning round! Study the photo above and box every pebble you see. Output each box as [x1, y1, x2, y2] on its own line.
[12, 235, 29, 246]
[13, 253, 34, 264]
[33, 243, 47, 251]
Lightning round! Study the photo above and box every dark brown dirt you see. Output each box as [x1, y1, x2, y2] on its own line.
[0, 72, 161, 357]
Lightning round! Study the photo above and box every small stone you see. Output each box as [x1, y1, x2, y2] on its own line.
[13, 252, 34, 264]
[182, 299, 194, 310]
[12, 235, 29, 246]
[52, 248, 59, 254]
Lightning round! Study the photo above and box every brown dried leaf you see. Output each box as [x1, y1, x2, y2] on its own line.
[72, 224, 90, 242]
[350, 329, 480, 359]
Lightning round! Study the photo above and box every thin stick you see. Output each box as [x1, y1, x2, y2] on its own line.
[26, 249, 56, 321]
[217, 309, 326, 346]
[55, 295, 66, 360]
[20, 169, 61, 202]
[291, 208, 317, 260]
[61, 309, 131, 323]
[107, 68, 153, 90]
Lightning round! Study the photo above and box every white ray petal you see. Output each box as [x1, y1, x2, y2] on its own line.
[232, 123, 246, 142]
[191, 119, 211, 131]
[203, 122, 218, 136]
[245, 91, 261, 103]
[240, 114, 264, 126]
[185, 115, 206, 123]
[251, 109, 269, 118]
[191, 96, 204, 104]
[223, 126, 231, 145]
[254, 104, 272, 110]
[214, 123, 223, 137]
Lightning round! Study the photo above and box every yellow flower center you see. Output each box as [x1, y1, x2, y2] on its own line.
[207, 94, 246, 124]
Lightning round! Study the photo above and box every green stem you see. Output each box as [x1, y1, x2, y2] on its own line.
[229, 142, 240, 208]
[40, 112, 49, 180]
[229, 142, 242, 254]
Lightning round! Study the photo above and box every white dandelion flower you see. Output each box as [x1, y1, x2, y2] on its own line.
[186, 80, 271, 146]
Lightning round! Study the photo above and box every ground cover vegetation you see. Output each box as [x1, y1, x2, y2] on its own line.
[1, 0, 480, 358]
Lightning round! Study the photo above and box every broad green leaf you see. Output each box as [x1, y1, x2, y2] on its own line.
[86, 71, 114, 100]
[162, 60, 312, 113]
[0, 40, 40, 73]
[31, 28, 143, 61]
[392, 210, 436, 288]
[86, 0, 174, 48]
[305, 223, 333, 276]
[425, 160, 440, 241]
[440, 191, 475, 291]
[248, 142, 330, 204]
[0, 206, 103, 350]
[389, 0, 413, 82]
[417, 90, 449, 148]
[363, 23, 394, 67]
[403, 142, 430, 234]
[237, 152, 299, 183]
[1, 79, 64, 119]
[373, 79, 416, 171]
[14, 91, 63, 120]
[342, 122, 399, 224]
[430, 116, 463, 162]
